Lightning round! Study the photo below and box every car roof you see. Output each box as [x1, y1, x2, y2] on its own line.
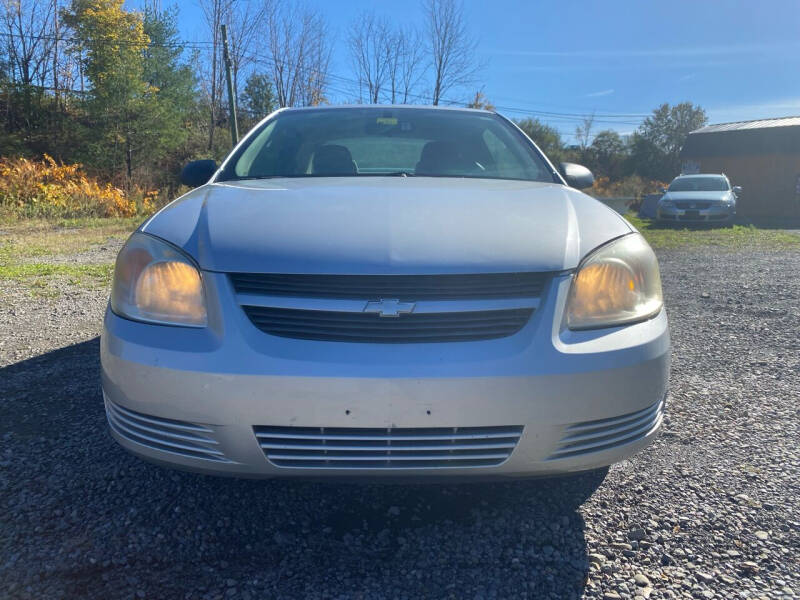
[674, 174, 727, 179]
[275, 104, 495, 115]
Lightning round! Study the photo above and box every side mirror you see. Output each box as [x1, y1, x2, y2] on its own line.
[559, 162, 594, 189]
[180, 160, 217, 188]
[732, 186, 742, 194]
[661, 187, 668, 194]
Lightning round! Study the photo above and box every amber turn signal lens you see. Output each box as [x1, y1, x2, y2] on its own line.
[568, 259, 640, 322]
[111, 233, 207, 327]
[135, 261, 206, 324]
[566, 234, 663, 330]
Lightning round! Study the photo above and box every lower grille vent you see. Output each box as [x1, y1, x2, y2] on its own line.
[548, 399, 664, 460]
[242, 307, 534, 343]
[675, 201, 712, 209]
[230, 272, 549, 300]
[105, 397, 229, 462]
[254, 425, 524, 469]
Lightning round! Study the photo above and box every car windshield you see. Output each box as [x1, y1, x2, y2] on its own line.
[668, 176, 729, 192]
[217, 107, 555, 183]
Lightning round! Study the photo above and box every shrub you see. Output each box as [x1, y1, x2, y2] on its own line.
[0, 155, 156, 219]
[588, 175, 667, 212]
[589, 175, 666, 200]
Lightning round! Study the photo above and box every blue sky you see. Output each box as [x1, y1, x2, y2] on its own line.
[143, 0, 800, 141]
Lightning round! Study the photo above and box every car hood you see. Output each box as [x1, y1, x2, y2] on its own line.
[141, 177, 632, 274]
[662, 190, 732, 201]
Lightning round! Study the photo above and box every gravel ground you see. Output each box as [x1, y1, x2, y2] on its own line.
[1, 245, 798, 599]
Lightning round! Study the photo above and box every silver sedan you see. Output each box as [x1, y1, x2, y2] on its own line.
[102, 105, 669, 479]
[657, 174, 739, 223]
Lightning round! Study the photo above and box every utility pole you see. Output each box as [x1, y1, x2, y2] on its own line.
[221, 24, 239, 146]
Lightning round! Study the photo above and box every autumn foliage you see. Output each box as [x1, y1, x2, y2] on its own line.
[0, 155, 156, 219]
[589, 175, 667, 200]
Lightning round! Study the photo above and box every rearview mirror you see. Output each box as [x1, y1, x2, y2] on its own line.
[559, 163, 594, 189]
[180, 160, 217, 188]
[732, 185, 742, 194]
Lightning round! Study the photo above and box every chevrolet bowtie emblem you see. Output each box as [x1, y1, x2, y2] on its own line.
[363, 298, 416, 318]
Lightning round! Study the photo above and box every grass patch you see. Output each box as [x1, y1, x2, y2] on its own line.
[0, 218, 135, 297]
[625, 214, 800, 250]
[0, 263, 114, 289]
[0, 263, 113, 280]
[0, 263, 114, 297]
[0, 217, 138, 261]
[52, 216, 145, 230]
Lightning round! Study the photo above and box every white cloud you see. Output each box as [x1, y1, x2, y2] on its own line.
[503, 56, 781, 73]
[492, 41, 800, 59]
[707, 98, 800, 124]
[586, 89, 614, 97]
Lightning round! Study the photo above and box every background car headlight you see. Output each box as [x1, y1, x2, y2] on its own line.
[659, 199, 674, 208]
[111, 232, 207, 327]
[566, 233, 663, 330]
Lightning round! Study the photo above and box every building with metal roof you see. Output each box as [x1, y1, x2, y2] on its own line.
[680, 116, 800, 218]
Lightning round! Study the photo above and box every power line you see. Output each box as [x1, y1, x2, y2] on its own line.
[0, 30, 213, 49]
[245, 49, 644, 125]
[0, 30, 649, 127]
[481, 91, 652, 118]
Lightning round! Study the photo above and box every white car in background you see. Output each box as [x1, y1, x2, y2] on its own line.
[657, 173, 741, 223]
[101, 105, 669, 480]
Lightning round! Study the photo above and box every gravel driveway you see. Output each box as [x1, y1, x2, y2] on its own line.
[1, 245, 798, 600]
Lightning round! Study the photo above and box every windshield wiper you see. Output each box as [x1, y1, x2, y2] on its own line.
[222, 172, 417, 181]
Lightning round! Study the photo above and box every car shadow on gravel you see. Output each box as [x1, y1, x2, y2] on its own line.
[1, 338, 605, 599]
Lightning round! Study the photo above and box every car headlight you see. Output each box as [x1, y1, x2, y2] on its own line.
[111, 232, 207, 327]
[566, 233, 663, 330]
[659, 199, 674, 208]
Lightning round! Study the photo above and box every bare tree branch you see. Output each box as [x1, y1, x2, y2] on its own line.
[199, 0, 227, 150]
[264, 1, 331, 108]
[224, 0, 265, 96]
[2, 0, 57, 87]
[396, 27, 424, 104]
[347, 11, 391, 104]
[575, 112, 595, 156]
[424, 0, 479, 105]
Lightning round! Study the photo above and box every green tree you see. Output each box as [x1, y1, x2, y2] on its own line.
[140, 5, 197, 188]
[62, 0, 153, 182]
[241, 72, 276, 123]
[515, 117, 564, 163]
[630, 102, 707, 181]
[588, 129, 627, 180]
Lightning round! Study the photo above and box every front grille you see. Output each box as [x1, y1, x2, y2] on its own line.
[230, 272, 548, 300]
[675, 201, 712, 209]
[547, 399, 664, 460]
[242, 306, 534, 343]
[105, 397, 229, 462]
[254, 425, 524, 469]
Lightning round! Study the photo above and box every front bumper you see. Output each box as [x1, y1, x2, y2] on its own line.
[101, 272, 670, 479]
[657, 204, 735, 222]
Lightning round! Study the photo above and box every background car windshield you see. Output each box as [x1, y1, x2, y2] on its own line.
[220, 108, 554, 182]
[669, 176, 729, 191]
